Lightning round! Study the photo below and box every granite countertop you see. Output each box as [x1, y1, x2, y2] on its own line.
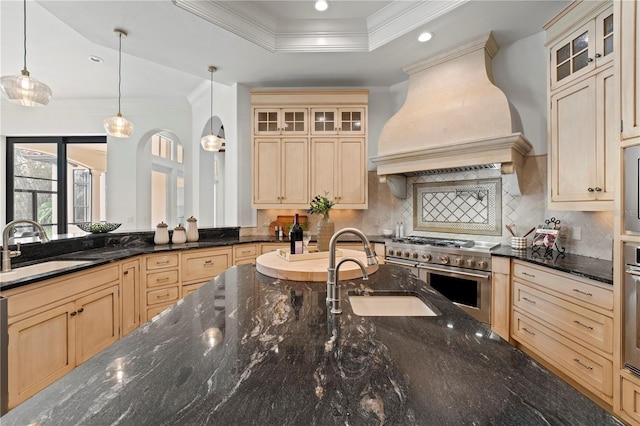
[491, 246, 614, 285]
[1, 264, 621, 425]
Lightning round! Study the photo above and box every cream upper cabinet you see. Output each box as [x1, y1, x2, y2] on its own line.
[549, 5, 613, 91]
[620, 0, 640, 140]
[254, 108, 308, 136]
[253, 137, 309, 208]
[546, 1, 615, 211]
[251, 90, 368, 209]
[549, 67, 615, 209]
[311, 137, 367, 208]
[310, 107, 366, 135]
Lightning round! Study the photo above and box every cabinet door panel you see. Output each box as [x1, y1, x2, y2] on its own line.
[281, 138, 309, 204]
[182, 249, 231, 284]
[121, 260, 140, 337]
[550, 77, 597, 202]
[253, 138, 282, 204]
[621, 0, 640, 139]
[597, 67, 615, 201]
[311, 138, 337, 199]
[338, 138, 366, 204]
[8, 302, 76, 408]
[550, 21, 596, 90]
[75, 285, 119, 364]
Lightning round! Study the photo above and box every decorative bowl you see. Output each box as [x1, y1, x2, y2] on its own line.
[382, 229, 394, 237]
[77, 222, 122, 234]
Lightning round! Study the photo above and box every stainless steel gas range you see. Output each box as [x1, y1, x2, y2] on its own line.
[385, 236, 500, 324]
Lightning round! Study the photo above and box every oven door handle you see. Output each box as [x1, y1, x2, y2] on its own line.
[626, 266, 640, 276]
[417, 264, 491, 280]
[385, 259, 419, 268]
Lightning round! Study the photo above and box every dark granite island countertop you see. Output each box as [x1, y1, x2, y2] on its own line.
[1, 265, 621, 425]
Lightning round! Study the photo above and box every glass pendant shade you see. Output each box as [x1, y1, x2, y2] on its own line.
[201, 133, 223, 151]
[0, 70, 52, 107]
[104, 112, 134, 138]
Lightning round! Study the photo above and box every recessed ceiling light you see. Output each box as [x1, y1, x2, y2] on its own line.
[88, 55, 104, 63]
[315, 0, 328, 12]
[418, 32, 433, 43]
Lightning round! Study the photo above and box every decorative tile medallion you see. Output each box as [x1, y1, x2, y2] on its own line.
[413, 178, 502, 235]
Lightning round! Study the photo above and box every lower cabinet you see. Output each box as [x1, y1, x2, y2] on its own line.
[510, 260, 614, 405]
[2, 264, 120, 409]
[120, 259, 140, 337]
[490, 256, 511, 341]
[141, 252, 181, 322]
[234, 243, 258, 265]
[621, 374, 640, 424]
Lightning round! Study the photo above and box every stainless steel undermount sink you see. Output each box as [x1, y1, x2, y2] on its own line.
[0, 260, 93, 283]
[348, 291, 441, 317]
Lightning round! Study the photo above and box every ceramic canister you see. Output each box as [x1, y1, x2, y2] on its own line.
[186, 216, 199, 242]
[154, 222, 170, 245]
[172, 225, 187, 244]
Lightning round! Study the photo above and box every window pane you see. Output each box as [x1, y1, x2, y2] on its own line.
[556, 43, 570, 64]
[177, 144, 184, 164]
[603, 14, 613, 36]
[573, 50, 589, 72]
[13, 144, 58, 225]
[177, 176, 184, 225]
[557, 61, 571, 81]
[152, 134, 160, 156]
[572, 31, 588, 54]
[151, 170, 168, 226]
[604, 35, 613, 56]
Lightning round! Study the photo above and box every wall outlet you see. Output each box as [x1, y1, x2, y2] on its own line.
[571, 226, 582, 240]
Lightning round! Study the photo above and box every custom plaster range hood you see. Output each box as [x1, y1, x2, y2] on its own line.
[371, 32, 532, 198]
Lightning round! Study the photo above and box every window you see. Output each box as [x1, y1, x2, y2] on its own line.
[150, 133, 184, 227]
[6, 136, 107, 235]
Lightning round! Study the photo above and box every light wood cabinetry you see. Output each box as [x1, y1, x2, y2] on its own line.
[621, 373, 640, 423]
[1, 264, 120, 409]
[620, 0, 640, 140]
[490, 256, 511, 341]
[545, 1, 615, 211]
[182, 247, 232, 286]
[253, 137, 309, 207]
[251, 90, 368, 209]
[310, 137, 367, 207]
[120, 259, 140, 337]
[260, 242, 289, 254]
[511, 260, 613, 404]
[234, 243, 259, 265]
[141, 252, 180, 322]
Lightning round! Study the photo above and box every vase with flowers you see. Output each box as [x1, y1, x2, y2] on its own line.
[308, 192, 335, 252]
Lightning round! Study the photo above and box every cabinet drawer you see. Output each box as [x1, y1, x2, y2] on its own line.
[183, 282, 207, 298]
[235, 258, 256, 266]
[260, 243, 288, 254]
[234, 244, 257, 259]
[147, 286, 179, 305]
[512, 311, 612, 398]
[182, 249, 231, 283]
[146, 270, 179, 288]
[512, 261, 612, 311]
[622, 376, 640, 424]
[513, 281, 612, 353]
[145, 253, 179, 271]
[146, 303, 175, 321]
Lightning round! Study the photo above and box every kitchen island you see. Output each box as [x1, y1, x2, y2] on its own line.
[1, 264, 621, 425]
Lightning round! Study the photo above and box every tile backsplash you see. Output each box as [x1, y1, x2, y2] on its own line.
[246, 155, 613, 261]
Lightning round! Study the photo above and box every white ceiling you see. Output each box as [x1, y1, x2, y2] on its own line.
[0, 0, 570, 100]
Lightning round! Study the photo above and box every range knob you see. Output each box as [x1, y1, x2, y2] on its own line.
[412, 252, 419, 259]
[478, 260, 488, 269]
[466, 259, 476, 268]
[439, 255, 450, 264]
[404, 251, 410, 258]
[395, 250, 403, 256]
[455, 258, 465, 266]
[422, 253, 432, 261]
[387, 248, 394, 256]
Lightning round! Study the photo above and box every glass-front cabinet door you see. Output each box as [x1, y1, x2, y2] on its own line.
[549, 5, 613, 91]
[310, 108, 365, 135]
[254, 108, 307, 136]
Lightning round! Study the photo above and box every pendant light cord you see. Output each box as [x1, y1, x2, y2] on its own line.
[209, 69, 214, 134]
[22, 0, 27, 72]
[118, 33, 123, 114]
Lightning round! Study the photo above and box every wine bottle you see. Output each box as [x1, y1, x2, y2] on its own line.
[290, 214, 304, 254]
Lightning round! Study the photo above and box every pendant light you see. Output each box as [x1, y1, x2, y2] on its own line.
[0, 0, 52, 107]
[201, 66, 224, 152]
[103, 29, 134, 138]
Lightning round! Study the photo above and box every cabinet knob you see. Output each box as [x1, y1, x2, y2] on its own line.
[595, 53, 602, 58]
[123, 270, 129, 275]
[587, 57, 594, 63]
[77, 307, 84, 314]
[595, 187, 602, 192]
[587, 187, 595, 192]
[70, 311, 77, 317]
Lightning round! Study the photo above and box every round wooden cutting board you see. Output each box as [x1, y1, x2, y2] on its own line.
[256, 249, 378, 282]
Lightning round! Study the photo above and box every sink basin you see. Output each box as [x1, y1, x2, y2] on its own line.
[348, 292, 441, 317]
[0, 260, 93, 283]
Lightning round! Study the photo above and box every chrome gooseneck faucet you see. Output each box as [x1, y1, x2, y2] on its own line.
[2, 219, 50, 272]
[326, 227, 378, 314]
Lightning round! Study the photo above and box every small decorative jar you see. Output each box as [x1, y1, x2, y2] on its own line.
[172, 225, 187, 244]
[154, 222, 170, 245]
[186, 216, 199, 242]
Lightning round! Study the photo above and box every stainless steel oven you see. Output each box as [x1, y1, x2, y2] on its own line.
[625, 243, 640, 376]
[385, 237, 497, 324]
